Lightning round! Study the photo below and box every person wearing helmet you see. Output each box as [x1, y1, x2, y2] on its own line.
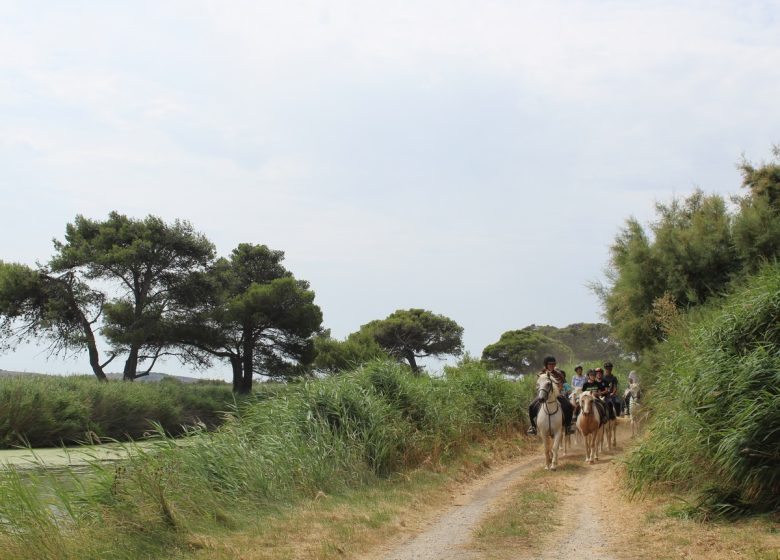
[581, 369, 608, 423]
[527, 356, 575, 435]
[602, 362, 621, 416]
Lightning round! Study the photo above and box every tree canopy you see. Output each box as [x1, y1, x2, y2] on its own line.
[51, 212, 215, 379]
[171, 244, 323, 393]
[0, 262, 111, 381]
[358, 309, 463, 374]
[481, 329, 572, 376]
[597, 149, 780, 355]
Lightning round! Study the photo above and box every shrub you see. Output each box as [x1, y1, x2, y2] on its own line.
[626, 263, 780, 515]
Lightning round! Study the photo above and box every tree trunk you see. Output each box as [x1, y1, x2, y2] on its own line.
[405, 351, 421, 375]
[239, 332, 254, 394]
[123, 346, 139, 381]
[58, 274, 108, 382]
[230, 356, 243, 393]
[80, 315, 108, 382]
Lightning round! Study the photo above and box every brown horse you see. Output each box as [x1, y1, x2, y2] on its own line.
[576, 391, 601, 463]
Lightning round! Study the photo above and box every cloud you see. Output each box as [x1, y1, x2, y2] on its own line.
[1, 0, 779, 376]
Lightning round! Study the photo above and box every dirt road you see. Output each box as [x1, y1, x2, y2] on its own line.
[370, 421, 631, 560]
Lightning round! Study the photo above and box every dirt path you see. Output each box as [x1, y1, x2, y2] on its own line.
[371, 421, 631, 560]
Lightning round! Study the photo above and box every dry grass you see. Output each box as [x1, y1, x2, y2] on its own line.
[612, 471, 780, 560]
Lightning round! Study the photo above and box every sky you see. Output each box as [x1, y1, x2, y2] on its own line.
[1, 1, 779, 378]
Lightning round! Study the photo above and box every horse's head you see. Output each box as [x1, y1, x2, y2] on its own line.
[536, 374, 558, 402]
[629, 382, 642, 399]
[579, 391, 594, 414]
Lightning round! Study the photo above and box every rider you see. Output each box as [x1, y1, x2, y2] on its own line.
[602, 362, 621, 416]
[527, 356, 575, 435]
[624, 370, 641, 412]
[571, 364, 586, 391]
[581, 369, 608, 423]
[581, 369, 603, 393]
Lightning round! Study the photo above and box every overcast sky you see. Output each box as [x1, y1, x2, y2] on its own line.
[1, 1, 779, 377]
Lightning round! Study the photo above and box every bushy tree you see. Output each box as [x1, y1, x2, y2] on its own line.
[481, 329, 572, 376]
[51, 212, 215, 380]
[524, 323, 621, 362]
[172, 244, 323, 393]
[359, 309, 463, 375]
[0, 262, 111, 381]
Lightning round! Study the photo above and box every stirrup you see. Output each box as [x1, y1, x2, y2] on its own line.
[566, 425, 575, 435]
[527, 426, 537, 435]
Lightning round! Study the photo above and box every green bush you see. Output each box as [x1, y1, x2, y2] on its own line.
[627, 263, 780, 516]
[0, 376, 236, 448]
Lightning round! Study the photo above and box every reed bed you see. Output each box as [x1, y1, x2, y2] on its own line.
[0, 360, 531, 559]
[0, 375, 238, 448]
[626, 264, 780, 517]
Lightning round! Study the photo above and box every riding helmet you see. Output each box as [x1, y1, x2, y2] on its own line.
[543, 356, 556, 365]
[604, 361, 613, 369]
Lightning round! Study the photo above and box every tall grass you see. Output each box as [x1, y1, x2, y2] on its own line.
[626, 263, 780, 517]
[0, 376, 237, 448]
[0, 360, 530, 559]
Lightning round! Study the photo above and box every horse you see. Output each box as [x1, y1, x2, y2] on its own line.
[628, 381, 643, 436]
[576, 391, 601, 463]
[599, 396, 618, 451]
[536, 374, 564, 471]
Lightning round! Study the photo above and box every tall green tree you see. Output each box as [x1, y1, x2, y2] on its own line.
[51, 212, 215, 380]
[481, 329, 572, 376]
[173, 244, 323, 393]
[358, 309, 463, 375]
[0, 262, 112, 381]
[597, 191, 737, 354]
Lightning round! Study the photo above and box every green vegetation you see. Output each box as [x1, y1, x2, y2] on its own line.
[314, 308, 464, 375]
[599, 149, 780, 518]
[0, 360, 530, 559]
[0, 215, 323, 391]
[626, 264, 780, 517]
[480, 323, 620, 376]
[596, 148, 780, 355]
[169, 243, 323, 393]
[0, 375, 237, 448]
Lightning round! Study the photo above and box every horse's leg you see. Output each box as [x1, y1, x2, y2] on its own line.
[584, 431, 591, 463]
[550, 421, 562, 471]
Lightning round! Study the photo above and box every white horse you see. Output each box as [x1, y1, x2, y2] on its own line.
[536, 374, 564, 471]
[576, 391, 601, 463]
[628, 381, 643, 436]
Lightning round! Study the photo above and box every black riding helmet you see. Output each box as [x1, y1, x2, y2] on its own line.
[604, 361, 613, 369]
[543, 356, 556, 365]
[586, 369, 596, 377]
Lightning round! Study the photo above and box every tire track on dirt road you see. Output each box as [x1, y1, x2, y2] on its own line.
[371, 421, 630, 560]
[368, 454, 542, 560]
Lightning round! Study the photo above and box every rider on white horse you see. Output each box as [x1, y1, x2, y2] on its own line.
[527, 356, 575, 435]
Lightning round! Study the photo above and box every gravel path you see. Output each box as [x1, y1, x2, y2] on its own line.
[367, 455, 541, 560]
[371, 421, 630, 560]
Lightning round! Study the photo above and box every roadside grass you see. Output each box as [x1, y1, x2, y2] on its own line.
[0, 360, 532, 560]
[626, 265, 780, 517]
[613, 487, 780, 560]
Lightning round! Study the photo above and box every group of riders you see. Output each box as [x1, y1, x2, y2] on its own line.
[527, 356, 641, 436]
